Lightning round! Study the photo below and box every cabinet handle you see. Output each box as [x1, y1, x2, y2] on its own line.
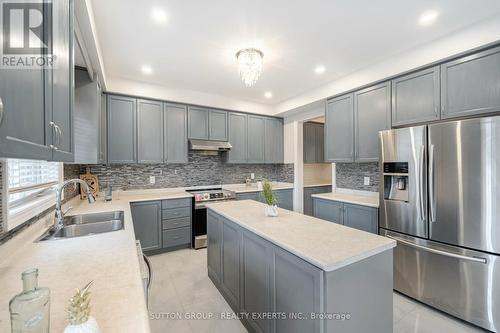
[55, 124, 62, 147]
[49, 122, 58, 149]
[434, 106, 438, 115]
[0, 97, 4, 125]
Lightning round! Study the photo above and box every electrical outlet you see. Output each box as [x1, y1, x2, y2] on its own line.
[149, 176, 155, 184]
[251, 173, 255, 180]
[364, 177, 370, 186]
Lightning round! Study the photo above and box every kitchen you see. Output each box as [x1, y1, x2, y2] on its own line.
[1, 1, 500, 333]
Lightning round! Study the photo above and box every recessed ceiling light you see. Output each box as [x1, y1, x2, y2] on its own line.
[264, 92, 273, 99]
[141, 65, 153, 75]
[419, 10, 439, 26]
[314, 65, 326, 75]
[151, 8, 167, 24]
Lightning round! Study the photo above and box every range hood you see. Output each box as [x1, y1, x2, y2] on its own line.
[189, 139, 232, 151]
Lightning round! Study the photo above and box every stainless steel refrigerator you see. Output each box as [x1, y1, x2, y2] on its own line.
[379, 116, 500, 332]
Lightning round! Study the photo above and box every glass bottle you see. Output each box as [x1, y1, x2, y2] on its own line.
[9, 268, 50, 333]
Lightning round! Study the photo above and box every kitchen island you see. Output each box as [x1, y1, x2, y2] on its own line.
[206, 200, 396, 333]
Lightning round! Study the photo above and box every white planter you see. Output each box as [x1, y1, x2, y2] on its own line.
[264, 204, 278, 217]
[63, 317, 100, 333]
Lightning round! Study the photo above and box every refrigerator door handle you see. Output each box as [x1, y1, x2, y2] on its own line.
[386, 235, 487, 264]
[429, 144, 436, 223]
[418, 145, 426, 222]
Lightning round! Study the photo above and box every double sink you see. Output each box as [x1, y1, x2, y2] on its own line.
[38, 211, 124, 241]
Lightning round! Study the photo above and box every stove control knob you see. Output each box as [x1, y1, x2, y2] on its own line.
[203, 193, 210, 200]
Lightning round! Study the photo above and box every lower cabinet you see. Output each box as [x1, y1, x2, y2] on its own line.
[303, 186, 332, 216]
[207, 210, 322, 333]
[131, 198, 192, 254]
[236, 189, 294, 211]
[312, 198, 378, 234]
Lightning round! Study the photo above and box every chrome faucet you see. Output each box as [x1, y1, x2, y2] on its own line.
[55, 179, 96, 228]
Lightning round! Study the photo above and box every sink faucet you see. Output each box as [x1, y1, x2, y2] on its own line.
[55, 179, 96, 228]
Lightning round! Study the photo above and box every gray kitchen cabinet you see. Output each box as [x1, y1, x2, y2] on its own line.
[325, 94, 354, 162]
[441, 46, 500, 119]
[207, 210, 223, 284]
[312, 197, 378, 234]
[313, 198, 344, 224]
[99, 94, 107, 163]
[264, 117, 284, 163]
[209, 109, 228, 141]
[161, 198, 191, 250]
[241, 231, 272, 333]
[137, 99, 163, 163]
[344, 203, 378, 234]
[391, 66, 440, 126]
[236, 192, 260, 201]
[303, 122, 325, 163]
[273, 246, 322, 333]
[164, 103, 188, 163]
[227, 112, 247, 163]
[275, 189, 293, 210]
[0, 0, 74, 161]
[188, 106, 209, 140]
[107, 95, 137, 163]
[355, 82, 391, 162]
[131, 201, 162, 252]
[221, 217, 241, 308]
[247, 115, 266, 163]
[303, 185, 332, 216]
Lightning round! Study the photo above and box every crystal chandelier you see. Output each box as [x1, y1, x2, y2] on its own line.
[236, 48, 264, 87]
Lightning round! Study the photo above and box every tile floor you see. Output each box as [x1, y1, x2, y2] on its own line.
[148, 248, 486, 333]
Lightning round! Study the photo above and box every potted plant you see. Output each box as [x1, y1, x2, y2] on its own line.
[63, 281, 100, 333]
[261, 180, 279, 217]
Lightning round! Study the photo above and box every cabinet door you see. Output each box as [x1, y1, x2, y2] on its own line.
[247, 115, 265, 163]
[207, 210, 222, 284]
[50, 0, 74, 162]
[272, 246, 322, 333]
[303, 186, 332, 216]
[137, 99, 163, 163]
[355, 82, 391, 162]
[344, 204, 378, 234]
[264, 117, 283, 163]
[275, 189, 293, 210]
[99, 92, 107, 163]
[221, 217, 241, 308]
[313, 198, 344, 224]
[392, 66, 440, 126]
[164, 103, 188, 163]
[107, 95, 137, 163]
[315, 123, 325, 163]
[227, 112, 247, 163]
[325, 94, 354, 162]
[188, 106, 209, 140]
[209, 109, 228, 141]
[131, 201, 161, 252]
[441, 46, 500, 119]
[242, 231, 272, 333]
[303, 122, 317, 163]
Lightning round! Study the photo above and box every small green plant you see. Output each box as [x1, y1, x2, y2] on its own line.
[261, 180, 277, 206]
[67, 281, 93, 325]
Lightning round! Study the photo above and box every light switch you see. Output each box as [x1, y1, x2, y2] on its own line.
[364, 177, 370, 186]
[149, 176, 155, 184]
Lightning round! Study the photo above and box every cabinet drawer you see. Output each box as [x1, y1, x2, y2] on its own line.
[162, 217, 190, 230]
[162, 206, 191, 220]
[162, 227, 190, 248]
[162, 198, 191, 209]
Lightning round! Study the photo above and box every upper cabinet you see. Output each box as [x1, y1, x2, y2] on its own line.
[137, 99, 164, 163]
[264, 117, 283, 164]
[303, 122, 325, 163]
[391, 66, 440, 127]
[164, 103, 188, 163]
[188, 107, 228, 141]
[325, 94, 354, 162]
[355, 82, 391, 162]
[247, 115, 266, 163]
[0, 0, 74, 161]
[107, 95, 137, 163]
[441, 46, 500, 119]
[227, 112, 247, 163]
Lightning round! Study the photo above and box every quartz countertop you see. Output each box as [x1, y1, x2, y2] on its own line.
[222, 182, 293, 193]
[206, 200, 395, 272]
[0, 189, 193, 333]
[311, 191, 379, 208]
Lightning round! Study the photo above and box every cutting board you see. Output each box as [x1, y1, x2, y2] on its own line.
[80, 168, 99, 199]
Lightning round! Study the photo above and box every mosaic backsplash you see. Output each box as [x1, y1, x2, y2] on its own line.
[336, 162, 379, 192]
[72, 152, 294, 190]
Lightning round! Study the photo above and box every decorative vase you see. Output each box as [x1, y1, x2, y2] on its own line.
[265, 204, 279, 217]
[63, 317, 99, 333]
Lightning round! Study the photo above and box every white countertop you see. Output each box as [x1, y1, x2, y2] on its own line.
[311, 191, 379, 208]
[206, 200, 395, 272]
[222, 182, 294, 193]
[0, 189, 192, 333]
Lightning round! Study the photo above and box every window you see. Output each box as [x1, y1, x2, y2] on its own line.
[6, 159, 63, 230]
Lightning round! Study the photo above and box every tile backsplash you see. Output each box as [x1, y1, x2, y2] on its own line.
[335, 162, 379, 192]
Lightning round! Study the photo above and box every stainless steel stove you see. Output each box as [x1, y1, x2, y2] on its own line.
[186, 187, 236, 249]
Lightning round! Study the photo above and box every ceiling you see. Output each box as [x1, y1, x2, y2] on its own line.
[90, 0, 500, 106]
